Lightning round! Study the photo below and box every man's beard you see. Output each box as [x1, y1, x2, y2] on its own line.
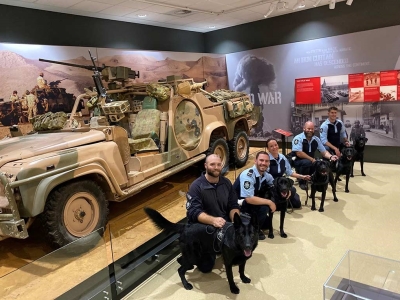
[206, 168, 220, 178]
[304, 131, 314, 138]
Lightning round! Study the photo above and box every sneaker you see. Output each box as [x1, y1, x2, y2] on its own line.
[258, 230, 266, 240]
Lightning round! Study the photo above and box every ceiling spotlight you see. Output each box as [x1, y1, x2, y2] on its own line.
[293, 0, 306, 10]
[346, 0, 353, 5]
[313, 0, 322, 7]
[277, 1, 288, 10]
[137, 14, 147, 18]
[329, 0, 336, 9]
[264, 2, 277, 18]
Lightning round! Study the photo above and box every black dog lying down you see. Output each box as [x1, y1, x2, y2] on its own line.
[351, 136, 368, 177]
[144, 207, 259, 294]
[267, 177, 294, 239]
[333, 146, 355, 193]
[306, 159, 338, 212]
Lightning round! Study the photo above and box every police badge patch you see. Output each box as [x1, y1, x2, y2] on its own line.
[294, 139, 299, 145]
[186, 193, 192, 209]
[244, 181, 251, 189]
[320, 127, 323, 133]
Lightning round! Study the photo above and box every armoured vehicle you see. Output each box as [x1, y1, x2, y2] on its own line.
[0, 52, 255, 248]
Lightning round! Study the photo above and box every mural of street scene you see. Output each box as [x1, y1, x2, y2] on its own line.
[0, 44, 227, 135]
[321, 75, 349, 104]
[291, 102, 400, 146]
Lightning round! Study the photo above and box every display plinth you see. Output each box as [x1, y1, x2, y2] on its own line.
[324, 250, 400, 300]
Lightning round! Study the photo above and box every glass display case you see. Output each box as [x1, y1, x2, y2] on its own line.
[324, 250, 400, 300]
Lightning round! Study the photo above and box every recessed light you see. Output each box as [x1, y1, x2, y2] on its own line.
[208, 26, 215, 29]
[137, 14, 147, 18]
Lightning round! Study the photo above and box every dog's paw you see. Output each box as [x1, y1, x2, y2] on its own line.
[240, 275, 251, 284]
[333, 198, 339, 202]
[362, 173, 366, 176]
[318, 207, 324, 212]
[350, 174, 354, 178]
[268, 233, 275, 239]
[280, 232, 288, 238]
[230, 285, 240, 294]
[183, 282, 193, 290]
[311, 206, 316, 211]
[345, 189, 349, 193]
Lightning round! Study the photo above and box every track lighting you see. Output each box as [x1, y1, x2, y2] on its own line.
[264, 2, 277, 18]
[313, 0, 322, 7]
[346, 0, 353, 5]
[329, 0, 336, 9]
[293, 0, 306, 10]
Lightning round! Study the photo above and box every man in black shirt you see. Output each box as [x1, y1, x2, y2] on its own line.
[186, 154, 240, 272]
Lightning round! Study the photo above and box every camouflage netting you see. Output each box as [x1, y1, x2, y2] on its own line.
[208, 89, 248, 102]
[174, 100, 202, 151]
[131, 109, 161, 140]
[146, 84, 171, 102]
[128, 138, 159, 154]
[32, 112, 68, 131]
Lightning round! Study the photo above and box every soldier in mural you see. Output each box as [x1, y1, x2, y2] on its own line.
[232, 54, 276, 138]
[37, 72, 47, 90]
[350, 120, 365, 142]
[9, 90, 19, 110]
[26, 90, 38, 120]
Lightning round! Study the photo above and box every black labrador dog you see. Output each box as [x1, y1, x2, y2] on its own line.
[351, 136, 368, 177]
[267, 177, 294, 239]
[144, 207, 259, 294]
[333, 146, 355, 193]
[306, 159, 338, 212]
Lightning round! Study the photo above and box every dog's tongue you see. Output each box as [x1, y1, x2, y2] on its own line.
[244, 250, 252, 257]
[281, 191, 288, 198]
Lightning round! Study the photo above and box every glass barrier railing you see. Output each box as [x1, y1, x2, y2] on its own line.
[0, 227, 110, 300]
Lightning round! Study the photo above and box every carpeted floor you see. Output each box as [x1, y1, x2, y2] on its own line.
[126, 160, 400, 300]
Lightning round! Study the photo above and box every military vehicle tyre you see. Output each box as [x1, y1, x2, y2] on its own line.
[208, 137, 229, 175]
[42, 180, 109, 250]
[229, 131, 249, 168]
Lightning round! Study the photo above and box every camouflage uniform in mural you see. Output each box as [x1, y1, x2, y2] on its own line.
[26, 91, 37, 120]
[37, 73, 46, 89]
[9, 91, 19, 110]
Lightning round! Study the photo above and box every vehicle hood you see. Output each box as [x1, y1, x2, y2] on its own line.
[0, 130, 106, 167]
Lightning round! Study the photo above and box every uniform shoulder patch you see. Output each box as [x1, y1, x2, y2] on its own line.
[294, 139, 299, 145]
[186, 193, 192, 210]
[246, 169, 254, 177]
[320, 127, 323, 133]
[244, 181, 251, 190]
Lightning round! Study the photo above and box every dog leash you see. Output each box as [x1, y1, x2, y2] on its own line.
[212, 223, 234, 253]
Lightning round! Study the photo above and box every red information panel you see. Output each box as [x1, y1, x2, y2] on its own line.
[295, 77, 321, 104]
[349, 73, 364, 88]
[364, 87, 380, 102]
[398, 85, 400, 101]
[380, 70, 398, 86]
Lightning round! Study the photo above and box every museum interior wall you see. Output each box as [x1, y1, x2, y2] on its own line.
[1, 1, 400, 163]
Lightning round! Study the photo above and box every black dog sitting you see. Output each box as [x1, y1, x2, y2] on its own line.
[144, 207, 259, 294]
[306, 159, 338, 212]
[351, 136, 368, 177]
[267, 177, 294, 239]
[333, 146, 355, 193]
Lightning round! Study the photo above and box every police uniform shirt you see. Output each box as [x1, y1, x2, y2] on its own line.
[268, 153, 292, 178]
[292, 132, 325, 158]
[320, 119, 346, 149]
[237, 165, 273, 199]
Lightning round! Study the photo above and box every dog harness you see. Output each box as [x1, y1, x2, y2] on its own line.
[211, 222, 234, 253]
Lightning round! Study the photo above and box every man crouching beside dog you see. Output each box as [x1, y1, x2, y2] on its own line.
[233, 151, 278, 240]
[186, 154, 241, 273]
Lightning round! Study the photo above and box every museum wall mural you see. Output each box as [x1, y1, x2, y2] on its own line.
[226, 24, 400, 146]
[0, 44, 227, 137]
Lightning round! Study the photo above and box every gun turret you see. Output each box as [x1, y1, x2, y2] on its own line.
[49, 78, 67, 88]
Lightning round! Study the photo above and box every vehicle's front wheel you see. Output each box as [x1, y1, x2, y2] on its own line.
[208, 137, 230, 175]
[42, 180, 109, 249]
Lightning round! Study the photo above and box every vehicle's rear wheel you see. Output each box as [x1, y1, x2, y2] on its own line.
[42, 180, 109, 250]
[208, 137, 229, 175]
[229, 130, 249, 168]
